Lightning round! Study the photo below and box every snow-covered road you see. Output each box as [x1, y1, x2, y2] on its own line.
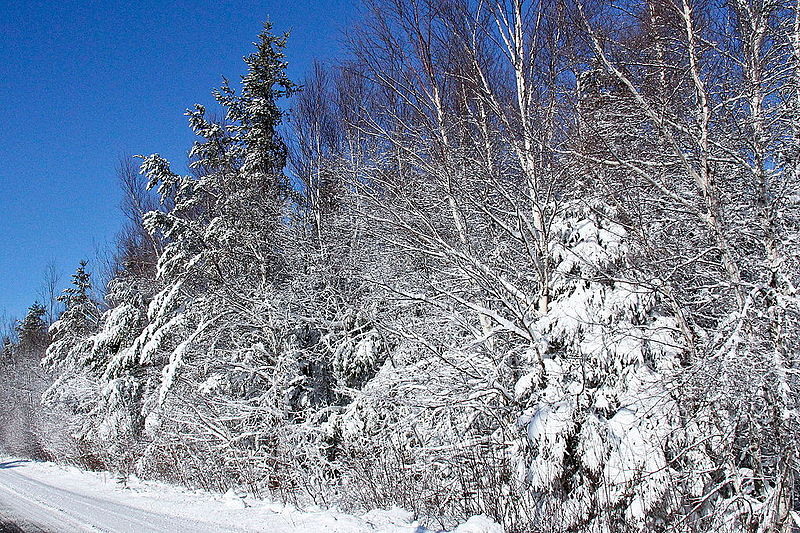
[0, 458, 500, 533]
[0, 459, 246, 532]
[0, 458, 428, 533]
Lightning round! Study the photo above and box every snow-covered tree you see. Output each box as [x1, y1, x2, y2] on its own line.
[112, 21, 314, 489]
[16, 4, 798, 532]
[42, 261, 100, 415]
[511, 202, 691, 531]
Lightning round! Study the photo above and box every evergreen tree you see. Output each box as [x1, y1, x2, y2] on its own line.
[15, 303, 48, 352]
[42, 261, 100, 414]
[142, 21, 297, 287]
[1, 336, 13, 361]
[44, 261, 99, 370]
[137, 17, 295, 377]
[87, 22, 305, 479]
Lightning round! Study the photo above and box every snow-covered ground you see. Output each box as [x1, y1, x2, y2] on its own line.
[0, 458, 501, 532]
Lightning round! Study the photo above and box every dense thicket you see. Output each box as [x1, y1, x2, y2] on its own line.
[2, 2, 799, 531]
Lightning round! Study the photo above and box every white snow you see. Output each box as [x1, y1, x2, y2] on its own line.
[0, 457, 500, 532]
[452, 515, 504, 533]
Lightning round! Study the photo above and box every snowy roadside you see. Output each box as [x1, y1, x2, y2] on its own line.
[0, 458, 502, 532]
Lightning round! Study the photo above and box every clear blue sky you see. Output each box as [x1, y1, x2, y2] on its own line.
[0, 0, 357, 321]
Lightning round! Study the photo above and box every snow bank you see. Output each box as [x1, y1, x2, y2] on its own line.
[0, 457, 501, 532]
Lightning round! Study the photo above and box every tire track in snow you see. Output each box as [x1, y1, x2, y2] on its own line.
[0, 463, 233, 532]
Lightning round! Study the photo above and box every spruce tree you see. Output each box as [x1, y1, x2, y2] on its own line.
[43, 261, 99, 372]
[96, 23, 303, 467]
[15, 303, 48, 351]
[58, 261, 93, 312]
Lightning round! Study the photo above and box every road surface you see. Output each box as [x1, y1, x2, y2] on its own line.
[0, 460, 235, 532]
[0, 458, 443, 533]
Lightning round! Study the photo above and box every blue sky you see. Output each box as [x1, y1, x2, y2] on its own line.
[0, 0, 357, 320]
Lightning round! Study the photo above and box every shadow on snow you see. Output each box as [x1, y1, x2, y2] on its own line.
[0, 461, 28, 470]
